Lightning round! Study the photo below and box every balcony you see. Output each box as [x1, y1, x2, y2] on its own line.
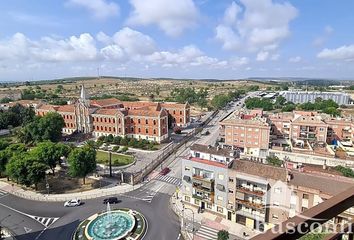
[236, 209, 265, 221]
[236, 199, 265, 210]
[193, 182, 214, 192]
[236, 186, 266, 197]
[193, 174, 213, 182]
[193, 192, 214, 203]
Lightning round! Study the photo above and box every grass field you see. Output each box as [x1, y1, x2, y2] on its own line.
[96, 150, 134, 167]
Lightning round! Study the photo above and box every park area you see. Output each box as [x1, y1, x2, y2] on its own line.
[96, 150, 134, 167]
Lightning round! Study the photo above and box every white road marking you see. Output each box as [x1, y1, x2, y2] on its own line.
[24, 227, 32, 233]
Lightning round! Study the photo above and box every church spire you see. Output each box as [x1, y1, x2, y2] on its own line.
[80, 85, 87, 100]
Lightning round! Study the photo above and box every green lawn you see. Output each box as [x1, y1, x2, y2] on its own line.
[96, 151, 134, 167]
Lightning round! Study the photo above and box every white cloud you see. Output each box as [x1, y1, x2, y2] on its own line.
[100, 45, 125, 60]
[96, 31, 112, 45]
[289, 56, 301, 63]
[271, 54, 280, 61]
[215, 0, 298, 52]
[67, 0, 119, 20]
[113, 27, 156, 56]
[313, 25, 334, 46]
[317, 45, 354, 60]
[230, 56, 249, 67]
[256, 51, 269, 61]
[127, 0, 199, 37]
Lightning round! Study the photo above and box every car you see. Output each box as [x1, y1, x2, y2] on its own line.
[160, 167, 171, 176]
[202, 130, 210, 136]
[103, 197, 119, 204]
[64, 199, 81, 207]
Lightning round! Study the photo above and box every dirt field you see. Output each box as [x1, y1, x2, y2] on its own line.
[0, 77, 276, 101]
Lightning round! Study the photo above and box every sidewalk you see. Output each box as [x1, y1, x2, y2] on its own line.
[170, 193, 258, 240]
[0, 179, 143, 202]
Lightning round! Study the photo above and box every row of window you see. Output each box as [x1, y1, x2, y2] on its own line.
[65, 123, 75, 128]
[93, 117, 119, 124]
[62, 114, 74, 120]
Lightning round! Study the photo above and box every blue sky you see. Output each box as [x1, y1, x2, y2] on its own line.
[0, 0, 354, 81]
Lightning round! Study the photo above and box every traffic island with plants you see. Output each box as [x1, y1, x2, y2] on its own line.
[97, 134, 159, 151]
[73, 208, 147, 240]
[96, 150, 134, 167]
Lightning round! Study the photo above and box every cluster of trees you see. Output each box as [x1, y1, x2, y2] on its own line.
[334, 165, 354, 178]
[299, 98, 340, 116]
[97, 134, 158, 151]
[21, 88, 60, 101]
[245, 96, 294, 112]
[211, 90, 244, 110]
[67, 145, 96, 184]
[168, 87, 208, 109]
[0, 142, 72, 189]
[18, 112, 65, 144]
[0, 104, 35, 130]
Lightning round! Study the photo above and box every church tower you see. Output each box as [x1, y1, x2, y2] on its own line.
[75, 85, 92, 133]
[79, 85, 90, 106]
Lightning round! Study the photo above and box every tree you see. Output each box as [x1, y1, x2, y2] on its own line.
[282, 103, 296, 112]
[18, 112, 65, 143]
[31, 142, 71, 175]
[68, 145, 96, 184]
[217, 230, 229, 240]
[266, 156, 282, 167]
[6, 153, 47, 190]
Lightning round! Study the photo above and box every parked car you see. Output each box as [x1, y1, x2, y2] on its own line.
[103, 197, 120, 204]
[64, 199, 81, 207]
[202, 130, 210, 136]
[160, 167, 171, 176]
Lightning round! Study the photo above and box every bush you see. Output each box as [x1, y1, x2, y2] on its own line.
[97, 136, 105, 142]
[105, 134, 114, 143]
[121, 146, 129, 152]
[112, 146, 120, 152]
[120, 137, 128, 146]
[266, 156, 282, 167]
[217, 230, 229, 240]
[113, 136, 122, 144]
[335, 165, 354, 178]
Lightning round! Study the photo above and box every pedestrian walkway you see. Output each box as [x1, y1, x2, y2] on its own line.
[195, 225, 218, 240]
[154, 174, 182, 186]
[0, 189, 8, 198]
[30, 215, 59, 228]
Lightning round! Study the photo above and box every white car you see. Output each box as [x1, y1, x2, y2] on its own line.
[64, 199, 81, 207]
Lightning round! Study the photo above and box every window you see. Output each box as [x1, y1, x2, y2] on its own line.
[153, 120, 156, 125]
[180, 118, 182, 123]
[104, 127, 107, 131]
[194, 199, 200, 205]
[109, 127, 111, 131]
[138, 119, 141, 124]
[274, 187, 282, 193]
[217, 206, 223, 213]
[145, 128, 148, 134]
[185, 166, 191, 171]
[301, 207, 308, 212]
[228, 177, 234, 182]
[138, 128, 141, 133]
[228, 189, 234, 193]
[180, 111, 182, 115]
[131, 118, 133, 123]
[303, 193, 309, 199]
[207, 203, 212, 209]
[185, 196, 190, 202]
[173, 110, 176, 114]
[145, 119, 148, 124]
[153, 129, 156, 134]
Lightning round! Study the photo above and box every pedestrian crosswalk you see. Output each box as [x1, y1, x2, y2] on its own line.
[29, 215, 59, 228]
[154, 174, 182, 186]
[195, 225, 219, 240]
[120, 189, 158, 203]
[0, 189, 8, 198]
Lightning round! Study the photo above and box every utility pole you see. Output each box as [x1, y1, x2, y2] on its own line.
[109, 151, 112, 177]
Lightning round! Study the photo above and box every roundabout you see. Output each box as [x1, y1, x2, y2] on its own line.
[73, 204, 147, 240]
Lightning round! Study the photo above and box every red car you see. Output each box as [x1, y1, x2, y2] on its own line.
[160, 167, 171, 176]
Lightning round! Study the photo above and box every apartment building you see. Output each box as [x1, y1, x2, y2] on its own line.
[227, 160, 291, 231]
[290, 115, 328, 142]
[219, 110, 271, 157]
[281, 91, 350, 105]
[181, 144, 239, 218]
[35, 86, 188, 143]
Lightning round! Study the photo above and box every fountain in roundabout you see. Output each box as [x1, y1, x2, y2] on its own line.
[73, 203, 147, 240]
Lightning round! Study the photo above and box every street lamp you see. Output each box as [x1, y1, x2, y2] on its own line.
[0, 214, 11, 240]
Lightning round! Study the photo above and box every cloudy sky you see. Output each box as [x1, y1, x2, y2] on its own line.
[0, 0, 354, 81]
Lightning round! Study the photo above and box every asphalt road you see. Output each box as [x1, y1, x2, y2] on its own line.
[0, 94, 252, 240]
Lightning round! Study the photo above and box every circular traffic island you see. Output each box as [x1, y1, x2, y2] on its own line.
[73, 207, 147, 240]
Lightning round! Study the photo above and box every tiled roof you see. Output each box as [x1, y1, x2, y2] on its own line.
[187, 157, 227, 168]
[93, 108, 122, 116]
[36, 104, 59, 111]
[161, 102, 187, 109]
[292, 115, 326, 125]
[220, 111, 270, 127]
[290, 171, 354, 196]
[190, 144, 236, 157]
[57, 105, 75, 113]
[232, 160, 287, 181]
[91, 98, 122, 107]
[128, 108, 166, 117]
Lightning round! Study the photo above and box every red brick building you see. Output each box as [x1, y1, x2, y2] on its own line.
[36, 86, 190, 143]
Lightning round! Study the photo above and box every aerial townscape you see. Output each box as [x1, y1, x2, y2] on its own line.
[1, 1, 354, 240]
